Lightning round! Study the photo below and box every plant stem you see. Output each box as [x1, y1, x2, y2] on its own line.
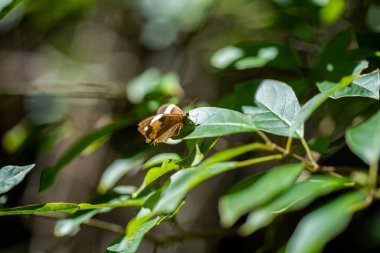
[147, 228, 237, 246]
[369, 162, 379, 193]
[255, 131, 319, 171]
[31, 213, 125, 234]
[300, 137, 318, 170]
[257, 130, 272, 144]
[236, 154, 283, 168]
[285, 137, 293, 154]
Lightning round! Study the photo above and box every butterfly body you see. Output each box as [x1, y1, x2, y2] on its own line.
[138, 104, 186, 144]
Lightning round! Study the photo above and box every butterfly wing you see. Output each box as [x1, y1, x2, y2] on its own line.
[153, 121, 183, 144]
[137, 116, 155, 143]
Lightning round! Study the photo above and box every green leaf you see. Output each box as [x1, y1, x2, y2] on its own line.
[240, 175, 350, 235]
[0, 164, 35, 194]
[291, 76, 355, 135]
[346, 110, 380, 165]
[107, 217, 160, 253]
[143, 153, 182, 169]
[219, 163, 303, 227]
[317, 70, 380, 99]
[242, 79, 303, 137]
[202, 142, 273, 167]
[133, 160, 180, 197]
[185, 107, 256, 139]
[98, 153, 146, 194]
[0, 199, 144, 216]
[154, 162, 238, 214]
[181, 138, 219, 167]
[39, 119, 132, 192]
[0, 203, 79, 215]
[285, 191, 366, 253]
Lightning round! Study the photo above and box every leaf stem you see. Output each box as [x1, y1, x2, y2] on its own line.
[255, 131, 318, 171]
[368, 162, 379, 193]
[31, 213, 125, 234]
[285, 137, 293, 154]
[300, 137, 318, 170]
[257, 130, 272, 144]
[236, 154, 283, 168]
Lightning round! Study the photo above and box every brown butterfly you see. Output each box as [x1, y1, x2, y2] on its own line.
[138, 104, 187, 144]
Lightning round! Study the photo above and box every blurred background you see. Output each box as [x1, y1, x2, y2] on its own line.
[0, 0, 380, 252]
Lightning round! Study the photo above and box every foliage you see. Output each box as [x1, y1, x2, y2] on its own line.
[1, 0, 380, 253]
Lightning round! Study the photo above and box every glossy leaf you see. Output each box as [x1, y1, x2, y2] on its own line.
[154, 162, 238, 214]
[143, 153, 182, 169]
[107, 217, 160, 253]
[185, 107, 256, 139]
[317, 70, 380, 99]
[346, 110, 380, 165]
[219, 163, 303, 227]
[40, 119, 132, 192]
[243, 79, 303, 137]
[98, 153, 146, 194]
[240, 175, 350, 235]
[0, 164, 35, 194]
[285, 191, 365, 253]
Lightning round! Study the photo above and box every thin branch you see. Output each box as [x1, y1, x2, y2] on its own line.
[285, 136, 293, 154]
[31, 213, 125, 234]
[300, 137, 318, 170]
[236, 154, 283, 168]
[146, 228, 237, 246]
[369, 162, 379, 193]
[256, 131, 318, 171]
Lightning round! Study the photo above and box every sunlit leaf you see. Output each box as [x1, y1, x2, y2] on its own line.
[39, 119, 131, 192]
[219, 163, 303, 227]
[285, 191, 365, 253]
[0, 203, 79, 215]
[317, 70, 380, 99]
[98, 153, 146, 194]
[133, 160, 180, 197]
[0, 199, 144, 216]
[243, 79, 303, 137]
[185, 107, 256, 139]
[240, 175, 350, 235]
[143, 153, 182, 169]
[202, 142, 273, 167]
[107, 217, 160, 253]
[0, 164, 35, 194]
[154, 162, 238, 214]
[346, 110, 380, 165]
